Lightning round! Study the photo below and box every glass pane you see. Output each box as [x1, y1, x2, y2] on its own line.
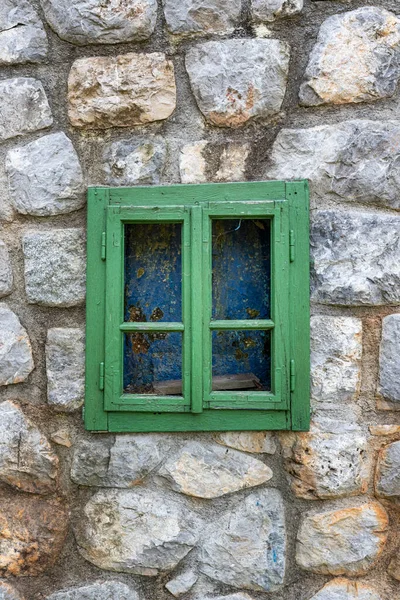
[124, 223, 182, 323]
[212, 219, 271, 320]
[212, 330, 271, 391]
[124, 332, 182, 395]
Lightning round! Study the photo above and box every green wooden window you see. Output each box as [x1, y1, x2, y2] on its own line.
[85, 180, 310, 432]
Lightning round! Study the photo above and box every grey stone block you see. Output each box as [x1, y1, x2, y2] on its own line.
[251, 0, 303, 23]
[375, 440, 400, 501]
[23, 229, 86, 307]
[0, 0, 48, 65]
[377, 315, 400, 404]
[309, 579, 381, 600]
[185, 39, 289, 128]
[0, 581, 24, 600]
[46, 581, 138, 600]
[103, 138, 166, 186]
[46, 328, 85, 412]
[0, 305, 34, 386]
[39, 0, 157, 45]
[6, 133, 84, 217]
[311, 211, 400, 305]
[0, 78, 53, 141]
[0, 241, 12, 298]
[165, 571, 198, 597]
[163, 0, 241, 37]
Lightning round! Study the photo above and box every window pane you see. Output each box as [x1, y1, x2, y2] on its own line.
[212, 330, 271, 391]
[124, 332, 183, 395]
[212, 219, 271, 320]
[124, 223, 182, 323]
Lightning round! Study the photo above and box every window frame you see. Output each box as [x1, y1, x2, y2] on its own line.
[85, 180, 310, 433]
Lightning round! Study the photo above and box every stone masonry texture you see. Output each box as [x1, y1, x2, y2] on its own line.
[0, 0, 400, 599]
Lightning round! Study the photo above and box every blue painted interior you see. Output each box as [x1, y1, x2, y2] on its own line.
[123, 218, 271, 393]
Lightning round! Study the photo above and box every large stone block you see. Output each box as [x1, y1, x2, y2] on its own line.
[68, 53, 176, 129]
[0, 495, 68, 576]
[185, 39, 289, 128]
[309, 579, 381, 600]
[71, 434, 173, 487]
[23, 229, 86, 307]
[0, 0, 47, 65]
[281, 416, 370, 499]
[75, 488, 202, 575]
[163, 0, 241, 37]
[0, 582, 24, 600]
[300, 8, 400, 106]
[199, 489, 285, 591]
[0, 78, 52, 141]
[159, 441, 272, 498]
[179, 141, 250, 184]
[0, 241, 12, 298]
[46, 582, 138, 600]
[251, 0, 303, 23]
[6, 133, 84, 217]
[103, 137, 166, 186]
[377, 315, 400, 405]
[311, 316, 362, 405]
[215, 431, 276, 454]
[0, 305, 34, 386]
[0, 401, 58, 494]
[46, 328, 85, 412]
[40, 0, 157, 45]
[268, 120, 400, 210]
[165, 571, 198, 597]
[296, 502, 389, 575]
[375, 440, 400, 502]
[311, 211, 400, 305]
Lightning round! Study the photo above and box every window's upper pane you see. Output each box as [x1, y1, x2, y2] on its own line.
[212, 219, 271, 320]
[124, 223, 182, 323]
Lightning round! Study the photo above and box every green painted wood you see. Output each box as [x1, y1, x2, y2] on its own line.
[287, 180, 310, 430]
[85, 180, 310, 432]
[108, 409, 290, 432]
[85, 188, 108, 431]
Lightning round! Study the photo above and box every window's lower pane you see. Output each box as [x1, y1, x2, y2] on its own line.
[123, 332, 183, 395]
[212, 330, 271, 391]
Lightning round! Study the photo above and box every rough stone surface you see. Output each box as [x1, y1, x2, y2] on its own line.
[311, 316, 362, 405]
[165, 571, 198, 597]
[388, 554, 400, 581]
[185, 39, 290, 128]
[6, 133, 84, 217]
[180, 141, 250, 184]
[281, 416, 370, 499]
[0, 78, 52, 141]
[0, 242, 12, 298]
[205, 596, 255, 600]
[46, 582, 138, 600]
[375, 440, 400, 501]
[311, 211, 400, 306]
[0, 0, 47, 65]
[0, 401, 58, 494]
[0, 581, 24, 600]
[75, 488, 202, 575]
[23, 229, 86, 307]
[46, 328, 85, 412]
[251, 0, 303, 23]
[68, 53, 176, 129]
[296, 502, 389, 575]
[377, 315, 400, 405]
[199, 489, 286, 591]
[71, 434, 172, 487]
[40, 0, 157, 45]
[103, 137, 166, 186]
[0, 305, 34, 386]
[0, 496, 68, 576]
[268, 120, 400, 210]
[300, 8, 400, 106]
[158, 441, 273, 498]
[163, 0, 241, 37]
[215, 431, 276, 454]
[309, 579, 381, 600]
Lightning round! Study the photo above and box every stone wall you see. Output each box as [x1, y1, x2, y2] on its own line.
[0, 0, 399, 599]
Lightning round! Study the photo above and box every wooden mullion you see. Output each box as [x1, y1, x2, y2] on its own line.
[209, 319, 275, 330]
[120, 322, 184, 332]
[190, 205, 203, 413]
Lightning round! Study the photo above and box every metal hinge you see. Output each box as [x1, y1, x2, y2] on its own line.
[289, 230, 295, 262]
[99, 362, 105, 390]
[290, 359, 295, 392]
[101, 232, 106, 260]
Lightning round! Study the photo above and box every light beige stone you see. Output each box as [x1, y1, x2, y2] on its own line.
[369, 425, 400, 436]
[68, 53, 176, 129]
[215, 431, 276, 454]
[158, 441, 273, 498]
[296, 502, 389, 575]
[309, 578, 381, 600]
[180, 141, 250, 184]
